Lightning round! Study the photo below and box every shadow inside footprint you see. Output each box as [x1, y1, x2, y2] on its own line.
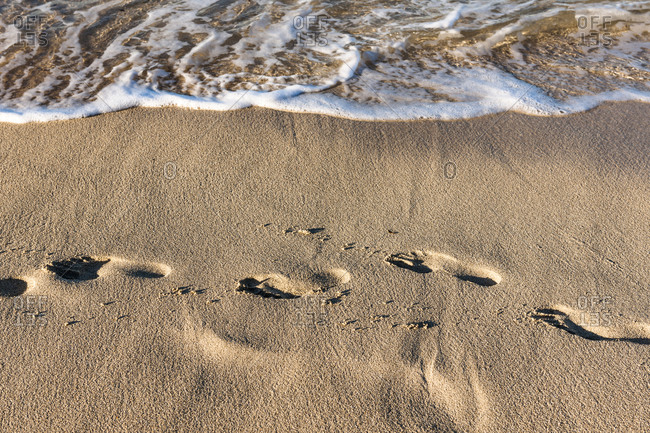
[0, 278, 28, 297]
[111, 259, 170, 279]
[46, 256, 110, 281]
[385, 254, 432, 273]
[237, 269, 349, 300]
[237, 277, 299, 299]
[531, 308, 650, 345]
[455, 273, 499, 287]
[531, 308, 605, 341]
[124, 269, 166, 279]
[386, 251, 502, 286]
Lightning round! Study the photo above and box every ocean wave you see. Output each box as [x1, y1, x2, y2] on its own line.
[0, 0, 648, 122]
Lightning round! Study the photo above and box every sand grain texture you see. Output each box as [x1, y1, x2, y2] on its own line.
[0, 103, 648, 432]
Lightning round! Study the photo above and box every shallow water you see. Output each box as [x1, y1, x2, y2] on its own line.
[1, 0, 648, 122]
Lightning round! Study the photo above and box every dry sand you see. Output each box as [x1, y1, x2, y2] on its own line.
[0, 102, 648, 432]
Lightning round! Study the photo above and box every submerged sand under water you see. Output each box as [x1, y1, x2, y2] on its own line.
[1, 0, 649, 121]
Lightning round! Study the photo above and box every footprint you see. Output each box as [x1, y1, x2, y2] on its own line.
[237, 268, 350, 299]
[0, 278, 28, 297]
[530, 305, 650, 344]
[110, 258, 171, 279]
[45, 256, 110, 281]
[385, 251, 501, 286]
[44, 256, 170, 281]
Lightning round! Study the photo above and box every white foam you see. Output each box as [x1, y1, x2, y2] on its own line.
[422, 5, 463, 29]
[0, 0, 649, 123]
[2, 64, 648, 124]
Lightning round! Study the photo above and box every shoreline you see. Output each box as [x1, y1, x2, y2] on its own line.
[1, 96, 650, 125]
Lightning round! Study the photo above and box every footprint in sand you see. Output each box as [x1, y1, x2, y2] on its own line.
[385, 251, 501, 287]
[109, 257, 171, 279]
[44, 256, 170, 281]
[46, 256, 110, 281]
[0, 278, 28, 297]
[530, 305, 650, 344]
[237, 268, 351, 299]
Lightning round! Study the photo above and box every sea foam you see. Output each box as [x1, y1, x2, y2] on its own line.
[0, 0, 648, 123]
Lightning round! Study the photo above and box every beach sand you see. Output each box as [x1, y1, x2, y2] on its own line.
[0, 103, 648, 432]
